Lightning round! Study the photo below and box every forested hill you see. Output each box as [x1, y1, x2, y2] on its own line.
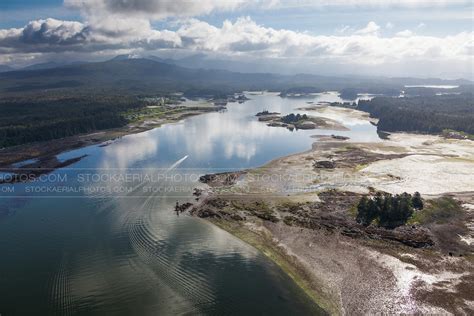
[0, 59, 277, 95]
[0, 57, 471, 148]
[0, 58, 468, 96]
[358, 93, 474, 135]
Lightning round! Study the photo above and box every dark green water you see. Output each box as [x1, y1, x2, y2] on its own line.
[0, 93, 378, 315]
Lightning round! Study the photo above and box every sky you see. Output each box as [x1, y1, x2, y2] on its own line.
[0, 0, 473, 78]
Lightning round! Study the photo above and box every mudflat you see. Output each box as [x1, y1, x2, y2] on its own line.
[190, 106, 474, 314]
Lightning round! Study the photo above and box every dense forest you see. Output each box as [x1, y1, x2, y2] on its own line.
[2, 58, 464, 97]
[356, 192, 423, 229]
[0, 95, 141, 147]
[358, 93, 474, 135]
[0, 58, 471, 147]
[281, 113, 309, 124]
[279, 87, 322, 97]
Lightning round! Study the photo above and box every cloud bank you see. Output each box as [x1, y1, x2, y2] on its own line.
[65, 0, 472, 18]
[1, 18, 471, 63]
[0, 0, 472, 78]
[65, 0, 253, 19]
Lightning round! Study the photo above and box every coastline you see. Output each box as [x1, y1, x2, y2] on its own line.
[0, 104, 224, 177]
[2, 96, 473, 313]
[189, 106, 474, 314]
[209, 218, 340, 314]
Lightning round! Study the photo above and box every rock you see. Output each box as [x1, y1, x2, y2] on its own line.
[258, 115, 279, 122]
[193, 188, 203, 197]
[295, 121, 317, 129]
[230, 213, 244, 221]
[174, 202, 193, 213]
[199, 172, 244, 186]
[313, 160, 336, 169]
[364, 225, 434, 248]
[267, 122, 288, 128]
[331, 135, 350, 140]
[208, 198, 229, 208]
[197, 209, 222, 219]
[254, 212, 279, 222]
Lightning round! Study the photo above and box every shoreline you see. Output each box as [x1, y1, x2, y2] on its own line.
[0, 104, 224, 179]
[2, 97, 473, 313]
[189, 106, 474, 314]
[209, 218, 340, 314]
[191, 163, 473, 314]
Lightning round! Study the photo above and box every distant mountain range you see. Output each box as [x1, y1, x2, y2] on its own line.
[0, 55, 471, 96]
[0, 65, 14, 73]
[1, 54, 473, 84]
[0, 58, 288, 95]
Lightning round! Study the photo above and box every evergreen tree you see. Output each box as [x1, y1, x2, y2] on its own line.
[357, 191, 419, 229]
[412, 191, 424, 209]
[367, 199, 379, 225]
[356, 196, 370, 226]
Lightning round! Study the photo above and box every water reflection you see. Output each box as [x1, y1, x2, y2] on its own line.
[0, 92, 378, 315]
[100, 132, 160, 170]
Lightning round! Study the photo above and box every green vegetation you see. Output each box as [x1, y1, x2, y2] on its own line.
[0, 58, 470, 147]
[408, 196, 462, 225]
[279, 87, 322, 97]
[358, 93, 474, 135]
[281, 113, 309, 124]
[255, 110, 279, 116]
[256, 110, 271, 116]
[0, 94, 186, 148]
[356, 191, 423, 229]
[412, 192, 424, 209]
[0, 95, 136, 147]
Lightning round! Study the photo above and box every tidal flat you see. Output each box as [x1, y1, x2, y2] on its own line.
[191, 104, 474, 314]
[1, 92, 472, 314]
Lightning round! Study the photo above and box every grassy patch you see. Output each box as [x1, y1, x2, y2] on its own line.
[354, 163, 368, 171]
[348, 204, 358, 218]
[230, 200, 279, 222]
[124, 106, 181, 122]
[409, 196, 463, 225]
[335, 145, 359, 154]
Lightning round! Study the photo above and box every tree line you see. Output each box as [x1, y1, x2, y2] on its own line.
[358, 93, 474, 135]
[281, 113, 308, 124]
[0, 95, 141, 147]
[356, 191, 423, 229]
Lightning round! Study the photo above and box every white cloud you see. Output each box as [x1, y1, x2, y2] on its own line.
[262, 0, 472, 9]
[395, 30, 414, 37]
[0, 17, 182, 55]
[63, 0, 473, 22]
[355, 21, 380, 36]
[0, 16, 472, 78]
[65, 0, 251, 19]
[336, 25, 352, 34]
[0, 19, 89, 54]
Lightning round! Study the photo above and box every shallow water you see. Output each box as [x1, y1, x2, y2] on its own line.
[0, 93, 379, 315]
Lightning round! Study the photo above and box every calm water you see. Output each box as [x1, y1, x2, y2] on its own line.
[0, 93, 379, 315]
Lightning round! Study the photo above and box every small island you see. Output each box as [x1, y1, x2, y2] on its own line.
[279, 87, 322, 98]
[256, 112, 348, 131]
[255, 110, 280, 116]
